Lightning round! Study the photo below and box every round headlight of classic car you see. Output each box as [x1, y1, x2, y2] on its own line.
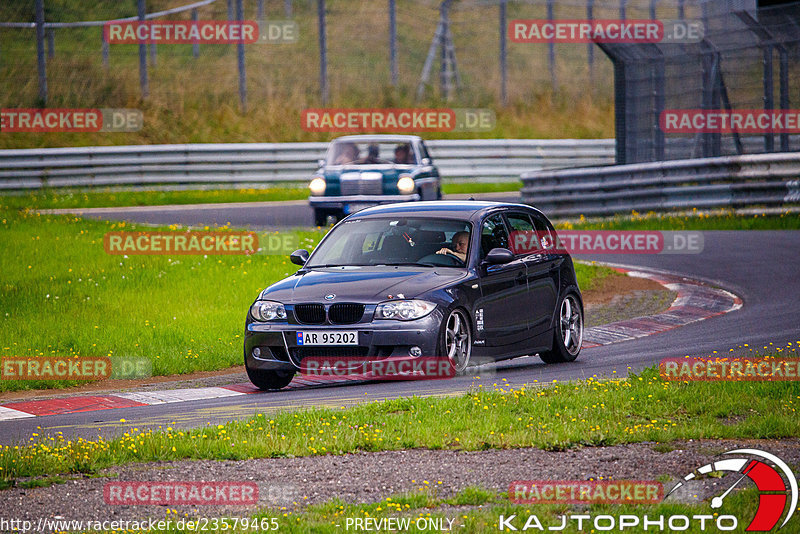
[309, 177, 326, 196]
[397, 175, 416, 194]
[375, 299, 436, 320]
[250, 300, 287, 321]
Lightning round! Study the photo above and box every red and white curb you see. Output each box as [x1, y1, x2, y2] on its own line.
[580, 263, 742, 348]
[0, 265, 742, 421]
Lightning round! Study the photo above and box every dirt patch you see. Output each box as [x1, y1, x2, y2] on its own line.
[1, 439, 797, 523]
[582, 270, 667, 306]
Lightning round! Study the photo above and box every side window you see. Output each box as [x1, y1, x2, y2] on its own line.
[480, 214, 509, 258]
[531, 213, 555, 251]
[417, 142, 431, 164]
[506, 213, 539, 256]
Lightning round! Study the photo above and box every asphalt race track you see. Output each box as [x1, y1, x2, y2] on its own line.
[2, 199, 798, 446]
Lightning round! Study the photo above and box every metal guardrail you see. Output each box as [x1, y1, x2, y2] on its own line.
[0, 139, 615, 191]
[521, 152, 800, 216]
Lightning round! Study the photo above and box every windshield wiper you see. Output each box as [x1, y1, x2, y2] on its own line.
[374, 262, 436, 267]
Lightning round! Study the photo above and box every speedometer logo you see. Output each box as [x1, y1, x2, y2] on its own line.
[665, 449, 798, 531]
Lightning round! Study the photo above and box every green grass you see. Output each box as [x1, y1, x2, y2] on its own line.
[0, 1, 615, 149]
[258, 484, 776, 533]
[0, 204, 608, 391]
[0, 181, 521, 210]
[0, 207, 324, 391]
[2, 363, 798, 482]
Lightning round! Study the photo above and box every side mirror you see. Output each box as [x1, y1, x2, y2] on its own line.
[484, 247, 514, 265]
[290, 249, 310, 266]
[421, 157, 431, 165]
[318, 159, 326, 168]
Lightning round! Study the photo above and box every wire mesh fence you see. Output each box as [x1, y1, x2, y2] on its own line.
[602, 1, 800, 163]
[1, 0, 798, 161]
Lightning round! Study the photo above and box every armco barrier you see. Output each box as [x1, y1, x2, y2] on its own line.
[0, 139, 614, 191]
[521, 151, 800, 216]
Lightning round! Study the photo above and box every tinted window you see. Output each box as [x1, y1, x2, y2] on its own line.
[531, 213, 555, 251]
[480, 214, 509, 258]
[506, 212, 539, 255]
[306, 217, 471, 267]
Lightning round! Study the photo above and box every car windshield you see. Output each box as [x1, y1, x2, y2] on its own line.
[326, 141, 417, 166]
[305, 217, 472, 268]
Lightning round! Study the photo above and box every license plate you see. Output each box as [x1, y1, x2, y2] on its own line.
[296, 331, 358, 345]
[344, 203, 376, 214]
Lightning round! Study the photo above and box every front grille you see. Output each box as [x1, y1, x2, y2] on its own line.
[291, 346, 369, 360]
[339, 172, 383, 195]
[294, 304, 325, 324]
[329, 303, 365, 324]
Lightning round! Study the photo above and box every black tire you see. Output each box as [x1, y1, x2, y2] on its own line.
[539, 292, 583, 364]
[246, 366, 295, 390]
[313, 209, 328, 227]
[437, 308, 472, 374]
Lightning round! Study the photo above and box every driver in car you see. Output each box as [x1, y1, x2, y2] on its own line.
[436, 231, 469, 262]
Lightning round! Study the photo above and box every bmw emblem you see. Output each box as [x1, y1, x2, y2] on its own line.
[324, 294, 335, 300]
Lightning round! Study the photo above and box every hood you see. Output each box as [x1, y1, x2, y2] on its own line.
[261, 266, 465, 304]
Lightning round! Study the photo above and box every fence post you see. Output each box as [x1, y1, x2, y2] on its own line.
[586, 0, 594, 85]
[547, 0, 556, 91]
[499, 0, 507, 105]
[763, 46, 774, 152]
[236, 0, 247, 112]
[192, 8, 199, 58]
[318, 0, 328, 104]
[389, 0, 398, 86]
[46, 29, 54, 59]
[227, 0, 234, 21]
[620, 0, 628, 19]
[779, 48, 789, 152]
[101, 27, 109, 68]
[285, 0, 292, 18]
[257, 0, 264, 26]
[35, 0, 47, 104]
[678, 0, 684, 19]
[138, 0, 149, 97]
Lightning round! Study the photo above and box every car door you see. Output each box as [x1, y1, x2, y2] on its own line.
[507, 211, 560, 338]
[475, 214, 530, 347]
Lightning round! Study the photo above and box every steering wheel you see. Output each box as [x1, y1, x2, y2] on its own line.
[419, 252, 464, 267]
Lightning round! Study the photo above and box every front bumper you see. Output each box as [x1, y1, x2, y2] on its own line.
[244, 308, 443, 372]
[308, 194, 420, 211]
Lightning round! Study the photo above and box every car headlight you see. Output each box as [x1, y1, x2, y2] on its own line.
[250, 300, 287, 321]
[375, 299, 436, 320]
[397, 175, 415, 194]
[309, 176, 326, 196]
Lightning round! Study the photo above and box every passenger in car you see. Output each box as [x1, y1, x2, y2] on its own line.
[394, 144, 412, 164]
[436, 231, 469, 262]
[334, 142, 359, 164]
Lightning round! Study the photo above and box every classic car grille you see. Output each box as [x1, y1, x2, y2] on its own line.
[328, 303, 365, 324]
[290, 346, 369, 360]
[339, 172, 383, 196]
[294, 304, 325, 324]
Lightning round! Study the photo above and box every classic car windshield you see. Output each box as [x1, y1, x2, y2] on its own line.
[326, 141, 418, 166]
[305, 217, 472, 268]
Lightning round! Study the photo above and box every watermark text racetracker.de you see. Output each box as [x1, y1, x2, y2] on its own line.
[1, 356, 151, 381]
[509, 19, 703, 44]
[509, 230, 703, 255]
[301, 108, 495, 132]
[660, 356, 800, 381]
[509, 480, 662, 504]
[1, 109, 142, 133]
[661, 109, 800, 133]
[104, 20, 298, 44]
[104, 231, 258, 255]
